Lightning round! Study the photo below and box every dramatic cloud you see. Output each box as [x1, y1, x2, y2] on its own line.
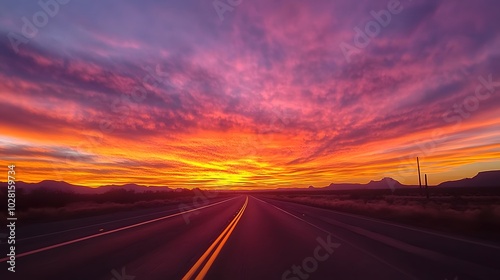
[1, 0, 499, 188]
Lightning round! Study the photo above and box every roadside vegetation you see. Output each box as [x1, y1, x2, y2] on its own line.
[0, 188, 224, 222]
[265, 187, 500, 242]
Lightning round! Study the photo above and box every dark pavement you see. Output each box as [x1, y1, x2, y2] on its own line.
[1, 195, 499, 280]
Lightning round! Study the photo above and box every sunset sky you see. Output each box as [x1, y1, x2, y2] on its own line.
[1, 0, 499, 189]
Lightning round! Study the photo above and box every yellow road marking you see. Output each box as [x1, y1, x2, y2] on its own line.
[183, 196, 248, 280]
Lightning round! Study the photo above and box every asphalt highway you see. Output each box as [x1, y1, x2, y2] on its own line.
[1, 195, 499, 280]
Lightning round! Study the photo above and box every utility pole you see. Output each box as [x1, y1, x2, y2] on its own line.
[417, 157, 422, 189]
[425, 174, 429, 199]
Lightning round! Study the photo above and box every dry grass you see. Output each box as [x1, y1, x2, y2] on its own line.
[270, 191, 500, 241]
[11, 198, 191, 222]
[0, 188, 226, 222]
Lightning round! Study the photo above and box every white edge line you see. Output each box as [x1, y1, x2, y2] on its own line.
[252, 196, 419, 280]
[18, 207, 185, 242]
[0, 197, 238, 262]
[267, 197, 500, 250]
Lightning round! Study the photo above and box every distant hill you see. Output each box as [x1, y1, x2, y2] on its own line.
[323, 177, 410, 191]
[276, 170, 500, 191]
[98, 183, 173, 193]
[11, 180, 94, 194]
[4, 180, 172, 194]
[272, 177, 412, 191]
[437, 170, 500, 188]
[3, 170, 499, 193]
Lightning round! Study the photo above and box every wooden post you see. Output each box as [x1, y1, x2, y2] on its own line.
[417, 157, 422, 189]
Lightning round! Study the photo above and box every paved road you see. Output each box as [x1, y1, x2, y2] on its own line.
[1, 195, 500, 279]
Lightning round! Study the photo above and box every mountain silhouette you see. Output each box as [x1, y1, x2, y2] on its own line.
[3, 170, 499, 193]
[437, 170, 500, 188]
[323, 177, 409, 190]
[9, 180, 172, 194]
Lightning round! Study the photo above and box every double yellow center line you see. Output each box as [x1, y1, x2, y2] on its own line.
[182, 196, 249, 280]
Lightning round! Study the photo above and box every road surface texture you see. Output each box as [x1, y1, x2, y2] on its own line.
[1, 195, 499, 280]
